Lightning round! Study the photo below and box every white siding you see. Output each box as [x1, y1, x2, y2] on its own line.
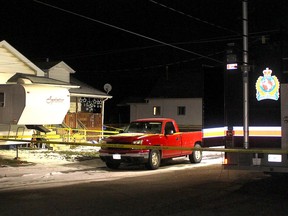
[48, 67, 70, 83]
[0, 47, 36, 83]
[47, 61, 75, 83]
[0, 73, 16, 84]
[69, 97, 82, 113]
[129, 98, 202, 127]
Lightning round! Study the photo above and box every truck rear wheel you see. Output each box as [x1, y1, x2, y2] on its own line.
[145, 150, 161, 170]
[106, 161, 121, 169]
[189, 143, 202, 163]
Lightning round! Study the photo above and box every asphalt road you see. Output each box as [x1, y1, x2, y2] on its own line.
[0, 153, 288, 216]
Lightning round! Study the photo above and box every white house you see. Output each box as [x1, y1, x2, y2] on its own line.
[124, 70, 203, 131]
[129, 98, 202, 130]
[0, 40, 111, 144]
[35, 60, 112, 130]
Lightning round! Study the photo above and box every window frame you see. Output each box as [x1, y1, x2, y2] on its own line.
[153, 106, 161, 116]
[0, 92, 5, 107]
[177, 106, 186, 116]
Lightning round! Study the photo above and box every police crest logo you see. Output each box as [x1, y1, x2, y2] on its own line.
[255, 68, 279, 101]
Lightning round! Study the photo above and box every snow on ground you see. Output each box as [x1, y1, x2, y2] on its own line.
[0, 146, 100, 165]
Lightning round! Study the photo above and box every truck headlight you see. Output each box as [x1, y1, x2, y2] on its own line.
[132, 140, 143, 145]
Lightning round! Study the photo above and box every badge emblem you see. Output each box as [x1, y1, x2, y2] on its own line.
[255, 68, 279, 101]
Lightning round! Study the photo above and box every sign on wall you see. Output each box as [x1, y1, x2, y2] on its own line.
[255, 68, 279, 101]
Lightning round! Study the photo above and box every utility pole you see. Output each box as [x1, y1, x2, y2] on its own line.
[242, 0, 249, 149]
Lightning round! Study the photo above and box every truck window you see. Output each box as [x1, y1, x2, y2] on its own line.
[165, 122, 176, 134]
[124, 121, 162, 134]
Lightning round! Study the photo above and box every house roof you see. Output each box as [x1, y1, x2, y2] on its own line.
[7, 74, 78, 88]
[117, 96, 147, 106]
[35, 61, 75, 73]
[147, 70, 203, 98]
[35, 61, 111, 99]
[118, 70, 203, 105]
[7, 74, 111, 99]
[69, 76, 112, 99]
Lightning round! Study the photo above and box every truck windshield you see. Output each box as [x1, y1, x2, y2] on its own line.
[124, 122, 162, 134]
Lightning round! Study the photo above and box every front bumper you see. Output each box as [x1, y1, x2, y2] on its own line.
[99, 150, 150, 164]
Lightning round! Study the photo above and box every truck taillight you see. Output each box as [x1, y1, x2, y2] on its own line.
[223, 158, 228, 164]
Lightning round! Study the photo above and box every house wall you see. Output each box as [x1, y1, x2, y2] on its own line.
[0, 73, 16, 84]
[69, 97, 82, 113]
[129, 98, 202, 127]
[0, 43, 43, 84]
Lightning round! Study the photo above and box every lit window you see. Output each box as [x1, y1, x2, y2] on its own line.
[153, 106, 161, 116]
[177, 106, 186, 115]
[0, 92, 4, 107]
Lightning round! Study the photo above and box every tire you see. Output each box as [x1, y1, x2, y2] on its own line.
[145, 150, 161, 170]
[106, 161, 121, 169]
[189, 143, 202, 163]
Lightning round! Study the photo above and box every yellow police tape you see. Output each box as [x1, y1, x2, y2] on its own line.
[0, 138, 288, 154]
[47, 125, 121, 132]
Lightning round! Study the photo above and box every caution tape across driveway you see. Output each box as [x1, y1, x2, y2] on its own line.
[0, 138, 288, 154]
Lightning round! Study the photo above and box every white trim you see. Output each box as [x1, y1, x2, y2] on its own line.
[70, 93, 112, 99]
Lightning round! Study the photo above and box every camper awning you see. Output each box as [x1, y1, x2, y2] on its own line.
[26, 125, 51, 133]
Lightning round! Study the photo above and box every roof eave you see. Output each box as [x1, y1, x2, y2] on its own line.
[70, 93, 112, 99]
[33, 84, 80, 89]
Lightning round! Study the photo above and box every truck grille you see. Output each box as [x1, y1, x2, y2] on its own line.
[106, 141, 133, 150]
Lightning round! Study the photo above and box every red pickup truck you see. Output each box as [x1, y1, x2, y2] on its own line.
[99, 118, 203, 170]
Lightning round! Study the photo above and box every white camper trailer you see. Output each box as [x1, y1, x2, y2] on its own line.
[0, 84, 70, 145]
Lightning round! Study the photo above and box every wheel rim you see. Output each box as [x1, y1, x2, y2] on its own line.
[151, 152, 159, 166]
[194, 150, 201, 160]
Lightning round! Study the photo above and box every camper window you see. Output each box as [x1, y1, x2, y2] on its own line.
[0, 93, 4, 107]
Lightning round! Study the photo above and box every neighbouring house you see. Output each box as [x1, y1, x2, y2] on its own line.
[121, 70, 203, 131]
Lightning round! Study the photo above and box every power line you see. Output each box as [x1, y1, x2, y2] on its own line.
[35, 31, 271, 61]
[82, 50, 225, 74]
[38, 35, 240, 60]
[33, 0, 223, 64]
[149, 0, 240, 35]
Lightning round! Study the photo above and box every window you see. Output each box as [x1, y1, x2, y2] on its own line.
[165, 122, 176, 134]
[0, 92, 4, 107]
[177, 106, 186, 115]
[124, 121, 162, 134]
[153, 106, 161, 116]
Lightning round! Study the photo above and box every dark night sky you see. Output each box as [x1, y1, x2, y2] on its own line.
[1, 0, 288, 123]
[2, 1, 287, 74]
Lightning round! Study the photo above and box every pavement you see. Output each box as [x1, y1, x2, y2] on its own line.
[0, 149, 225, 191]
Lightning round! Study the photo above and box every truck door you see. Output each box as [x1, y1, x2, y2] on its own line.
[162, 121, 182, 157]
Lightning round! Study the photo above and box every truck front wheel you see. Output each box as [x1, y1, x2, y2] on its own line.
[146, 150, 161, 170]
[189, 143, 202, 163]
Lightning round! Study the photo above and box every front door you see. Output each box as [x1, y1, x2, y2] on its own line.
[162, 121, 182, 157]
